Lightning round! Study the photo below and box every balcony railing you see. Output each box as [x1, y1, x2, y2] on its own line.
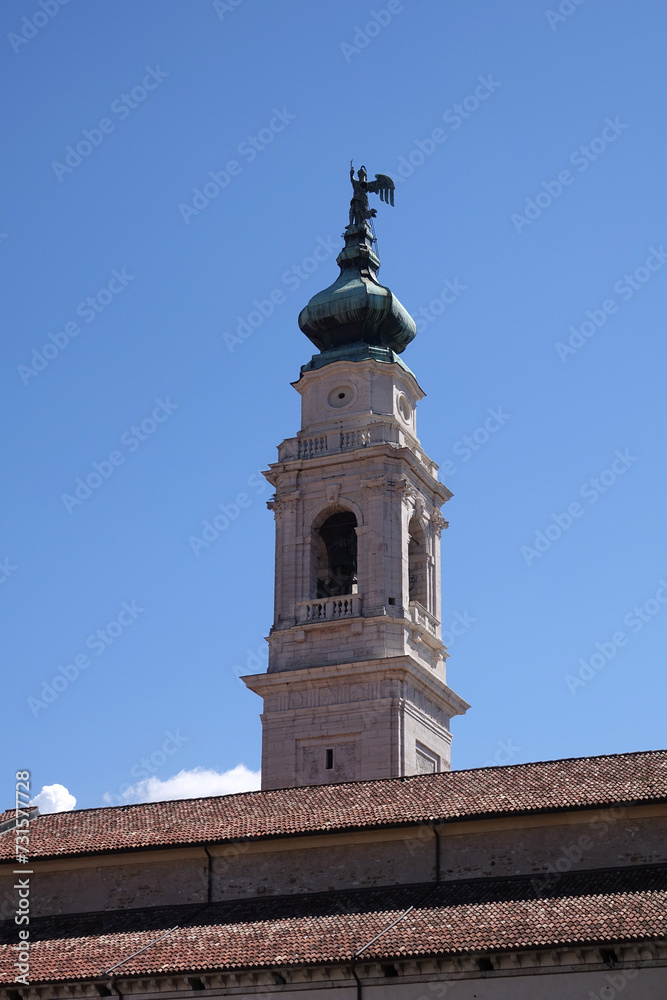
[297, 435, 327, 459]
[298, 594, 362, 623]
[340, 429, 371, 451]
[283, 426, 438, 478]
[409, 600, 439, 635]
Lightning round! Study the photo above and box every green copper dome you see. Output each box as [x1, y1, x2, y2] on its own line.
[299, 222, 417, 373]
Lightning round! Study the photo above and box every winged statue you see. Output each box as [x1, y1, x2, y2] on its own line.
[348, 162, 395, 227]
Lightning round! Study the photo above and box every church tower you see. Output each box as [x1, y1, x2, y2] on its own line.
[243, 169, 469, 790]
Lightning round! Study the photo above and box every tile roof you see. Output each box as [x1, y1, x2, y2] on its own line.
[0, 812, 15, 835]
[0, 806, 38, 835]
[0, 749, 665, 863]
[1, 866, 665, 984]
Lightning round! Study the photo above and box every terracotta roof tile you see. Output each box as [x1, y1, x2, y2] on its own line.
[1, 867, 665, 984]
[0, 749, 664, 862]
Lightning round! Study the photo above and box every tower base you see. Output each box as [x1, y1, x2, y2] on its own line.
[243, 656, 469, 790]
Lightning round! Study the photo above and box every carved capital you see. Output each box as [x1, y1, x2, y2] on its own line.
[267, 490, 300, 519]
[361, 476, 388, 497]
[395, 478, 418, 506]
[430, 512, 449, 536]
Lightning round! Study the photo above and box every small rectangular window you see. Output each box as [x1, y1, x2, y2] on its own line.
[325, 748, 334, 770]
[388, 597, 396, 605]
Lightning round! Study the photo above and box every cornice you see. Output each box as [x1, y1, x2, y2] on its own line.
[4, 941, 666, 997]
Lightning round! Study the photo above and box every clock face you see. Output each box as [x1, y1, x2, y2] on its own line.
[327, 385, 354, 409]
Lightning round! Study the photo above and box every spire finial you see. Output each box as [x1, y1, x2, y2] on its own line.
[348, 160, 395, 228]
[297, 162, 414, 371]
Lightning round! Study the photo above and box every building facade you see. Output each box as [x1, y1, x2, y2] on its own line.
[1, 181, 665, 997]
[1, 752, 666, 995]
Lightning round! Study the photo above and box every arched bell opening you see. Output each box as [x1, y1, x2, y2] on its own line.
[315, 511, 358, 598]
[408, 515, 428, 608]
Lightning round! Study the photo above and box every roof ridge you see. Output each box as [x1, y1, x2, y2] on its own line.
[14, 746, 666, 818]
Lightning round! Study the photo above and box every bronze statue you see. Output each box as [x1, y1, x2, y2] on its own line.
[348, 162, 395, 227]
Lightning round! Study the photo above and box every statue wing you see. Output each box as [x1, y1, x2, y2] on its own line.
[366, 173, 395, 206]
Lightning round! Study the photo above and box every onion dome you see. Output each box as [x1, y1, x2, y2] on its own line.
[299, 222, 417, 373]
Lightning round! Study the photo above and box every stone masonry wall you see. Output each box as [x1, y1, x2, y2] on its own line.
[1, 807, 664, 919]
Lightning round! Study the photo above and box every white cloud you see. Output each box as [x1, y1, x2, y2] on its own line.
[106, 765, 261, 805]
[31, 783, 76, 814]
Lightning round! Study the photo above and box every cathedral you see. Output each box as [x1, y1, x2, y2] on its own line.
[1, 170, 665, 997]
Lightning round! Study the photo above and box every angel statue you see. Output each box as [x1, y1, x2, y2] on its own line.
[348, 161, 395, 227]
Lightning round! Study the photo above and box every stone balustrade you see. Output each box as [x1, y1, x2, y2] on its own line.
[340, 428, 371, 450]
[281, 427, 438, 480]
[297, 435, 327, 459]
[409, 600, 440, 635]
[298, 594, 363, 623]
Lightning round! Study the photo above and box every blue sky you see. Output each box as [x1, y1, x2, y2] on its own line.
[2, 0, 666, 811]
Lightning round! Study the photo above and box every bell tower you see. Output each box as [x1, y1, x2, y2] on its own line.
[243, 169, 469, 789]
